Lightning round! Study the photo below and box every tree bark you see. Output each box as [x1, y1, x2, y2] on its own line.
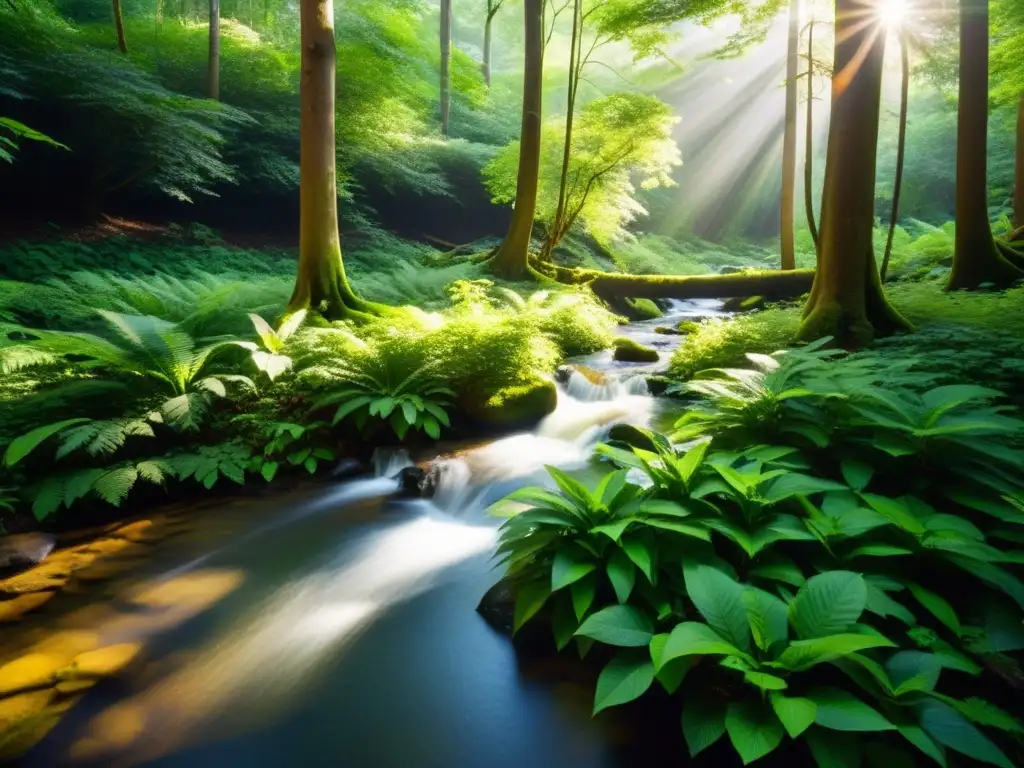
[947, 0, 1024, 289]
[797, 0, 911, 344]
[113, 0, 128, 53]
[440, 0, 453, 136]
[803, 19, 819, 252]
[780, 0, 800, 271]
[543, 0, 583, 260]
[289, 0, 376, 320]
[584, 270, 815, 302]
[881, 35, 909, 282]
[208, 0, 220, 100]
[1015, 92, 1023, 229]
[483, 3, 498, 88]
[489, 0, 544, 279]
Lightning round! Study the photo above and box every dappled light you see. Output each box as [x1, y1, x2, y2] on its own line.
[1, 0, 1023, 766]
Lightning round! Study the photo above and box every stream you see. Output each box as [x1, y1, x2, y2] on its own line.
[19, 300, 725, 767]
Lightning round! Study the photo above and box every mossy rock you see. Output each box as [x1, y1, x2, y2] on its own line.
[722, 295, 766, 313]
[644, 375, 673, 396]
[463, 379, 558, 430]
[608, 424, 657, 452]
[654, 326, 680, 336]
[612, 337, 660, 363]
[624, 298, 663, 320]
[677, 320, 702, 335]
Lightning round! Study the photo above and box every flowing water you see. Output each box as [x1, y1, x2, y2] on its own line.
[19, 300, 723, 768]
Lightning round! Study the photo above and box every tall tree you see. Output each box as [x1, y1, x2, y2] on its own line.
[780, 0, 801, 271]
[208, 0, 220, 100]
[440, 0, 453, 136]
[483, 0, 505, 88]
[947, 0, 1024, 288]
[798, 0, 910, 343]
[113, 0, 128, 53]
[881, 32, 910, 281]
[803, 18, 819, 250]
[289, 0, 378, 320]
[489, 0, 544, 279]
[1016, 93, 1023, 230]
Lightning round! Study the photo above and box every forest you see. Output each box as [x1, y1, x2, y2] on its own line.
[0, 0, 1023, 765]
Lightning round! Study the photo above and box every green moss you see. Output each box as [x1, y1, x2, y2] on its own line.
[722, 295, 766, 312]
[612, 337, 660, 363]
[624, 298, 663, 320]
[463, 378, 558, 429]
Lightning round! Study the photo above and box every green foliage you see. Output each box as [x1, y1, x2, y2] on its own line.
[237, 420, 336, 481]
[0, 116, 68, 163]
[493, 335, 1024, 766]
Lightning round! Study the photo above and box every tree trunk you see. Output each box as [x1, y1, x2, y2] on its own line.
[803, 19, 819, 251]
[881, 35, 909, 282]
[489, 0, 544, 280]
[440, 0, 452, 136]
[113, 0, 128, 53]
[798, 0, 911, 344]
[543, 0, 583, 260]
[1015, 92, 1023, 229]
[947, 0, 1024, 289]
[289, 0, 376, 320]
[584, 270, 815, 302]
[208, 0, 220, 100]
[483, 11, 494, 88]
[780, 0, 800, 271]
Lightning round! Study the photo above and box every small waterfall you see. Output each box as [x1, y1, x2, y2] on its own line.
[562, 369, 649, 401]
[372, 448, 413, 478]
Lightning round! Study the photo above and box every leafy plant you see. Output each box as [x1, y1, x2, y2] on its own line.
[243, 420, 335, 481]
[235, 309, 306, 382]
[0, 116, 68, 163]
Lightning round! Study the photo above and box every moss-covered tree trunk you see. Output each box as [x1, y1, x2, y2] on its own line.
[289, 0, 377, 320]
[1015, 92, 1023, 229]
[881, 36, 909, 281]
[947, 0, 1024, 288]
[208, 0, 220, 100]
[489, 0, 544, 280]
[440, 0, 452, 137]
[804, 19, 819, 251]
[797, 0, 910, 344]
[780, 0, 800, 271]
[113, 0, 128, 53]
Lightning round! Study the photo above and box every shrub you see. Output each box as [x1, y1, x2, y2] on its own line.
[491, 342, 1024, 767]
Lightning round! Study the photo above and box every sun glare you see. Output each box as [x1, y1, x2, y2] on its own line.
[876, 0, 909, 27]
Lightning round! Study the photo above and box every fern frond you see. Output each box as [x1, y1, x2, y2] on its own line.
[162, 392, 212, 431]
[92, 465, 139, 507]
[0, 345, 57, 374]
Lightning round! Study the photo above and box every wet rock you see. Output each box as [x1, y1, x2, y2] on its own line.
[476, 580, 515, 636]
[722, 295, 766, 313]
[57, 643, 141, 681]
[608, 424, 657, 452]
[644, 376, 673, 397]
[0, 533, 56, 572]
[654, 326, 680, 335]
[0, 653, 66, 696]
[331, 458, 365, 479]
[463, 379, 558, 431]
[393, 466, 428, 499]
[0, 592, 56, 623]
[718, 265, 746, 275]
[612, 338, 660, 363]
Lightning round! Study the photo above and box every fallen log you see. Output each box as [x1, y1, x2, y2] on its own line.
[584, 269, 815, 302]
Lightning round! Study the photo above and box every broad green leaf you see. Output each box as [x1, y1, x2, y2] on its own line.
[917, 700, 1014, 768]
[545, 465, 595, 511]
[643, 518, 710, 540]
[606, 548, 636, 603]
[860, 494, 926, 534]
[552, 596, 578, 651]
[639, 499, 692, 518]
[805, 728, 862, 768]
[575, 605, 653, 647]
[749, 556, 805, 587]
[725, 699, 785, 765]
[743, 587, 789, 652]
[760, 473, 848, 503]
[897, 723, 947, 767]
[658, 622, 743, 666]
[551, 548, 597, 591]
[570, 573, 597, 621]
[864, 585, 916, 625]
[887, 651, 942, 695]
[260, 461, 279, 483]
[682, 699, 726, 758]
[846, 545, 914, 558]
[903, 583, 959, 636]
[591, 518, 635, 541]
[790, 571, 868, 639]
[621, 532, 656, 583]
[841, 460, 874, 492]
[743, 671, 787, 691]
[775, 633, 895, 672]
[513, 581, 549, 633]
[592, 650, 654, 714]
[595, 469, 629, 506]
[942, 697, 1023, 734]
[4, 418, 90, 467]
[770, 692, 817, 739]
[809, 688, 895, 732]
[684, 563, 751, 652]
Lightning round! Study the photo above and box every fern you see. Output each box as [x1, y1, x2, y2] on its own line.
[29, 460, 167, 520]
[55, 418, 155, 459]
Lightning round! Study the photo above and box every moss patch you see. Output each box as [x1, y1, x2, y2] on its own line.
[612, 337, 660, 363]
[463, 379, 558, 429]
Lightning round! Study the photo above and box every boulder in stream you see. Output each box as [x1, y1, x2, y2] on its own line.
[393, 467, 428, 499]
[0, 534, 56, 573]
[721, 295, 766, 313]
[461, 378, 558, 431]
[612, 338, 660, 363]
